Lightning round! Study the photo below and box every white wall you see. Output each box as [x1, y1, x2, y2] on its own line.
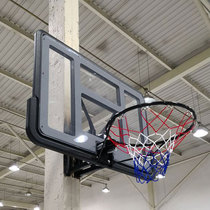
[80, 154, 210, 210]
[154, 154, 210, 210]
[80, 173, 150, 210]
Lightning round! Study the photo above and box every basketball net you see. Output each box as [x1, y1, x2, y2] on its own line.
[106, 103, 195, 183]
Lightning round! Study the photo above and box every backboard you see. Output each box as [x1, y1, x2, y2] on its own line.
[26, 30, 146, 177]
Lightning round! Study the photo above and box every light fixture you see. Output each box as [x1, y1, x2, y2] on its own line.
[74, 135, 88, 143]
[156, 174, 165, 179]
[34, 206, 40, 210]
[9, 164, 20, 172]
[144, 55, 155, 104]
[144, 91, 155, 103]
[0, 202, 3, 207]
[25, 190, 32, 197]
[102, 184, 110, 193]
[144, 95, 155, 103]
[193, 122, 208, 138]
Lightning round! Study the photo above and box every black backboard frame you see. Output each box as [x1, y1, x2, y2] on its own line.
[26, 30, 146, 177]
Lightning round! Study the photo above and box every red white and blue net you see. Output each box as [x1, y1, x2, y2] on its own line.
[105, 102, 196, 183]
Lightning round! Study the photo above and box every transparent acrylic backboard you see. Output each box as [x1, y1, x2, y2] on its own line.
[26, 30, 146, 177]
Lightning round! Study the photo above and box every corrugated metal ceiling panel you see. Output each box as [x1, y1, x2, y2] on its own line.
[0, 109, 25, 129]
[79, 5, 168, 90]
[0, 0, 48, 32]
[92, 0, 210, 66]
[0, 26, 34, 82]
[187, 63, 210, 94]
[0, 76, 31, 113]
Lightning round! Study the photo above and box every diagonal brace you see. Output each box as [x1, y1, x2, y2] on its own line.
[5, 123, 45, 167]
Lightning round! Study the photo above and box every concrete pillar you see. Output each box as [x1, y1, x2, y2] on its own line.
[147, 182, 155, 210]
[44, 0, 80, 209]
[39, 202, 44, 210]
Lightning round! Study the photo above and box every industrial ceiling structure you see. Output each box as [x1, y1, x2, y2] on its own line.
[0, 0, 210, 209]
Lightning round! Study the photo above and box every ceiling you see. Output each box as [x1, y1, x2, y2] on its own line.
[0, 0, 210, 209]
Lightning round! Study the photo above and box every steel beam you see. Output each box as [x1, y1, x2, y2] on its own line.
[156, 153, 210, 209]
[92, 174, 109, 181]
[0, 188, 42, 199]
[0, 68, 32, 88]
[8, 0, 48, 25]
[85, 178, 106, 185]
[0, 128, 31, 143]
[0, 200, 37, 209]
[0, 148, 25, 158]
[125, 175, 150, 206]
[0, 105, 25, 118]
[5, 124, 45, 167]
[0, 16, 34, 43]
[80, 0, 172, 71]
[193, 0, 210, 33]
[0, 163, 44, 176]
[80, 182, 92, 187]
[169, 151, 210, 168]
[0, 182, 44, 196]
[143, 48, 210, 93]
[80, 171, 99, 183]
[181, 77, 210, 103]
[0, 186, 43, 205]
[4, 177, 43, 188]
[0, 120, 25, 130]
[0, 147, 45, 179]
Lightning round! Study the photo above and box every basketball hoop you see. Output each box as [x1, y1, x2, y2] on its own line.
[105, 101, 196, 183]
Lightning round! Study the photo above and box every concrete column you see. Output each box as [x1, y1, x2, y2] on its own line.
[147, 182, 155, 210]
[39, 202, 44, 210]
[44, 0, 80, 210]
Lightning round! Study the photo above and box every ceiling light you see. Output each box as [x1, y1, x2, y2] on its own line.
[25, 190, 32, 197]
[74, 135, 88, 143]
[9, 164, 20, 172]
[0, 202, 3, 207]
[156, 174, 165, 179]
[144, 96, 156, 103]
[193, 123, 208, 138]
[34, 206, 40, 210]
[102, 184, 110, 193]
[144, 91, 155, 103]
